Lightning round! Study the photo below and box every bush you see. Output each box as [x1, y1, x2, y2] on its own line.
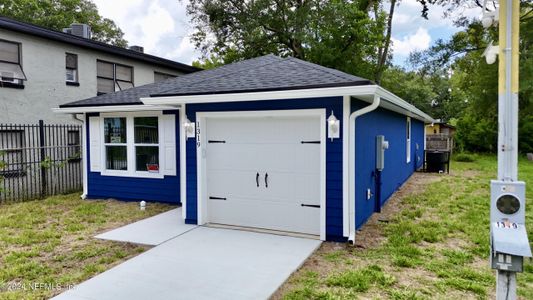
[454, 153, 476, 162]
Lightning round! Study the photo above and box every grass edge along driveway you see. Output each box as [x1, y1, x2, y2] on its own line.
[0, 194, 175, 299]
[274, 155, 533, 300]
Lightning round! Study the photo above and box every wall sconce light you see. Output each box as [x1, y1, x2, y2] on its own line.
[184, 118, 196, 139]
[327, 111, 340, 141]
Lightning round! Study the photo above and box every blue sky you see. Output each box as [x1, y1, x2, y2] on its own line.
[92, 0, 482, 67]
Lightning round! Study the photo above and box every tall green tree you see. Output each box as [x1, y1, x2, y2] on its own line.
[186, 0, 393, 82]
[0, 0, 127, 47]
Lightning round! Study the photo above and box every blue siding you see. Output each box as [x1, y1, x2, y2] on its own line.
[85, 111, 181, 204]
[185, 97, 345, 241]
[352, 103, 425, 228]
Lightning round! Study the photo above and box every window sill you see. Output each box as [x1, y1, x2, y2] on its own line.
[99, 170, 165, 179]
[66, 81, 80, 87]
[0, 82, 24, 89]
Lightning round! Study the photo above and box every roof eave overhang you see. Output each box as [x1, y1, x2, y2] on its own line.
[52, 104, 180, 114]
[141, 85, 435, 123]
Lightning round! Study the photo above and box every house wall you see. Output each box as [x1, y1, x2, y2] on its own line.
[0, 29, 185, 124]
[352, 102, 425, 228]
[84, 111, 181, 203]
[185, 97, 345, 241]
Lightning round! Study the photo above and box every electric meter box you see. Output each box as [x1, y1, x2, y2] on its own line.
[376, 135, 389, 171]
[490, 180, 526, 224]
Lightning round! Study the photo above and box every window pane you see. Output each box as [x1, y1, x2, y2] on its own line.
[97, 78, 114, 93]
[104, 118, 127, 143]
[134, 117, 158, 144]
[0, 41, 19, 63]
[66, 69, 77, 82]
[66, 53, 77, 69]
[117, 81, 134, 91]
[97, 61, 113, 78]
[136, 146, 159, 172]
[115, 65, 132, 81]
[106, 146, 127, 170]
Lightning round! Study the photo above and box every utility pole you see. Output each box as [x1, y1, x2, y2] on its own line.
[483, 1, 532, 299]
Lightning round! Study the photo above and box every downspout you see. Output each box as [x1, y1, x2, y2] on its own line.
[348, 94, 381, 244]
[71, 113, 87, 199]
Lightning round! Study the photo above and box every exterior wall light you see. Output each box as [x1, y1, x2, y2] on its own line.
[481, 0, 499, 28]
[327, 111, 340, 141]
[184, 118, 196, 139]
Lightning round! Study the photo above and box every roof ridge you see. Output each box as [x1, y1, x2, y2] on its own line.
[153, 55, 283, 95]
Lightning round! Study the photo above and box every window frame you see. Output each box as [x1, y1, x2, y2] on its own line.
[406, 117, 411, 163]
[65, 53, 79, 84]
[100, 112, 163, 178]
[0, 38, 26, 87]
[96, 59, 134, 95]
[154, 71, 176, 82]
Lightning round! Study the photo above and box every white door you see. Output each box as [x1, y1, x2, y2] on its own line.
[205, 115, 321, 235]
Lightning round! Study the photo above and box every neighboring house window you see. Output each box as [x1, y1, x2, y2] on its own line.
[65, 53, 78, 84]
[0, 39, 27, 87]
[134, 117, 159, 172]
[67, 129, 81, 162]
[104, 117, 128, 170]
[96, 60, 134, 95]
[0, 129, 25, 177]
[406, 117, 411, 163]
[154, 72, 175, 82]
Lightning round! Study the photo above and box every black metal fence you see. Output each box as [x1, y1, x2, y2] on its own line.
[0, 121, 83, 202]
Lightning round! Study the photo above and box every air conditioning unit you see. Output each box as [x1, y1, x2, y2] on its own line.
[62, 28, 72, 34]
[1, 72, 21, 84]
[129, 45, 144, 53]
[69, 24, 92, 39]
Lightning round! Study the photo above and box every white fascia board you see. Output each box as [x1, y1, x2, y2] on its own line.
[142, 84, 435, 123]
[142, 85, 380, 105]
[52, 104, 180, 114]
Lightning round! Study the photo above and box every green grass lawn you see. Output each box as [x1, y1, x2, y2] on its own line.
[275, 155, 533, 299]
[0, 195, 175, 299]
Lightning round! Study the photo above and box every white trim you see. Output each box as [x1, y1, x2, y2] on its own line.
[141, 85, 435, 123]
[406, 117, 412, 163]
[99, 111, 166, 179]
[53, 105, 179, 114]
[81, 113, 88, 199]
[195, 109, 327, 241]
[180, 105, 187, 220]
[342, 96, 350, 237]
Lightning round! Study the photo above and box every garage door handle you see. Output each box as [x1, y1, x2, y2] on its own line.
[265, 172, 268, 188]
[256, 172, 260, 187]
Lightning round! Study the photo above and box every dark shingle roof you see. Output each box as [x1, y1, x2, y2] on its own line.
[0, 16, 200, 73]
[60, 55, 373, 108]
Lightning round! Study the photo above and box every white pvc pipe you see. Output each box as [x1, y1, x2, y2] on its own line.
[348, 94, 381, 244]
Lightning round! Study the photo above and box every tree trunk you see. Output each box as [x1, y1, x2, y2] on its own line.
[375, 0, 397, 84]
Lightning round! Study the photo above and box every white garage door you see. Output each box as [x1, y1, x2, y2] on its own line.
[205, 115, 321, 235]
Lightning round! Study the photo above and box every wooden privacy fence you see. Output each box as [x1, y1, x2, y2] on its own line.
[0, 121, 83, 202]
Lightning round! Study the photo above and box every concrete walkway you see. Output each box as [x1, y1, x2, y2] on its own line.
[95, 208, 196, 245]
[54, 227, 321, 300]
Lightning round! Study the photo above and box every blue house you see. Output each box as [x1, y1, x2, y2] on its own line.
[56, 55, 434, 243]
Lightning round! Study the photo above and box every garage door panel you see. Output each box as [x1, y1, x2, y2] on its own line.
[205, 114, 321, 236]
[208, 198, 320, 235]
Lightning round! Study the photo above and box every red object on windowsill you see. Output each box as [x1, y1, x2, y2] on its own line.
[147, 164, 159, 173]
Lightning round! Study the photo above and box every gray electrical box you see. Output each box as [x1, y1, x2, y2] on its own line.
[376, 135, 389, 171]
[490, 180, 532, 272]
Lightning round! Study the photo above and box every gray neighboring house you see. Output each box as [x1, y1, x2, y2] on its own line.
[0, 16, 199, 124]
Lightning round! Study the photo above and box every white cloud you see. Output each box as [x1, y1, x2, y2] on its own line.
[391, 27, 431, 56]
[91, 0, 200, 64]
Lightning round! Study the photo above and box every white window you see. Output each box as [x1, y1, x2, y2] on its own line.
[65, 53, 78, 83]
[406, 117, 411, 163]
[94, 112, 176, 178]
[0, 39, 27, 85]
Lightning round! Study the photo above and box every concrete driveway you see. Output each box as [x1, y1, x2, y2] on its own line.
[53, 226, 321, 300]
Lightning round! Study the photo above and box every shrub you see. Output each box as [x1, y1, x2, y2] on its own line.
[454, 153, 475, 162]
